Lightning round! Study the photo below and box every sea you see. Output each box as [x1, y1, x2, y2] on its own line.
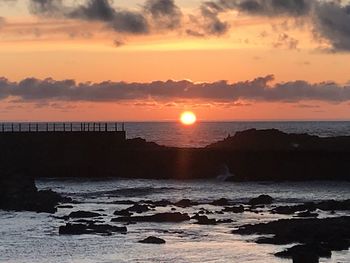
[0, 122, 350, 263]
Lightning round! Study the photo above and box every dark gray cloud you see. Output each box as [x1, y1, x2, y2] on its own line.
[197, 0, 312, 36]
[28, 0, 149, 34]
[313, 1, 350, 51]
[1, 75, 350, 104]
[144, 0, 183, 30]
[221, 0, 312, 17]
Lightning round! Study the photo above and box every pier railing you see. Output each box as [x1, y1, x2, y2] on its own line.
[0, 122, 125, 133]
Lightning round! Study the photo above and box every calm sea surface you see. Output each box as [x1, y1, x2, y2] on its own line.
[0, 122, 349, 263]
[124, 121, 350, 147]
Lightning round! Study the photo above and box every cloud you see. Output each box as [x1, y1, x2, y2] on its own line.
[313, 1, 350, 51]
[1, 75, 350, 104]
[225, 0, 312, 17]
[28, 0, 149, 34]
[144, 0, 183, 30]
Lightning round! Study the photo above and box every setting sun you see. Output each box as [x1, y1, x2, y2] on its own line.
[180, 111, 197, 125]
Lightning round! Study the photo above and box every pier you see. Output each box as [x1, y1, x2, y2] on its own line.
[0, 122, 125, 133]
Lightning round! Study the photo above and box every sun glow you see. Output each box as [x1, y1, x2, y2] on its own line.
[180, 111, 197, 125]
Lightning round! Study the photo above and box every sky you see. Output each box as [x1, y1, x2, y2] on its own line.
[0, 0, 350, 121]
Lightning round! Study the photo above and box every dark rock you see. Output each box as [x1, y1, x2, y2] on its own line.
[139, 236, 165, 244]
[248, 195, 274, 206]
[295, 211, 318, 218]
[113, 210, 133, 216]
[194, 215, 217, 225]
[233, 216, 350, 259]
[68, 211, 102, 218]
[111, 212, 190, 223]
[276, 243, 332, 263]
[126, 204, 150, 213]
[211, 198, 229, 206]
[223, 205, 244, 213]
[59, 223, 87, 235]
[0, 174, 69, 213]
[175, 199, 197, 208]
[59, 223, 127, 235]
[57, 205, 74, 209]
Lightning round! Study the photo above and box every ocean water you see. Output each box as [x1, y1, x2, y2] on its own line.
[0, 122, 350, 263]
[0, 179, 350, 263]
[123, 121, 350, 147]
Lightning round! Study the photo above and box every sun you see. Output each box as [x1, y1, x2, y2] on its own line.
[180, 111, 197, 125]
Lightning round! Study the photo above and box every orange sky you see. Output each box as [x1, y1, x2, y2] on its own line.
[0, 0, 350, 121]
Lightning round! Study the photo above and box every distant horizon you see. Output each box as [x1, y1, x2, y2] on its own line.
[1, 0, 350, 120]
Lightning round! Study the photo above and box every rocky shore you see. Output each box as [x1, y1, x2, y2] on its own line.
[0, 173, 70, 213]
[1, 175, 349, 263]
[0, 129, 350, 181]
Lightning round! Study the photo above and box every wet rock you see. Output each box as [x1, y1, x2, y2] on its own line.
[272, 200, 350, 216]
[295, 210, 318, 218]
[316, 199, 350, 211]
[275, 243, 332, 263]
[111, 212, 190, 223]
[126, 204, 150, 213]
[248, 195, 274, 206]
[222, 205, 244, 213]
[59, 223, 127, 235]
[68, 211, 102, 218]
[139, 236, 165, 244]
[57, 205, 74, 209]
[233, 216, 350, 260]
[114, 210, 133, 216]
[174, 199, 197, 208]
[194, 215, 217, 225]
[59, 223, 87, 235]
[0, 174, 70, 213]
[211, 198, 229, 206]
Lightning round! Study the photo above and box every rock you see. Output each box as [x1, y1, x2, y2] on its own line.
[0, 174, 69, 213]
[68, 211, 102, 218]
[222, 205, 244, 213]
[211, 198, 229, 206]
[174, 199, 197, 208]
[248, 195, 274, 206]
[113, 210, 133, 216]
[126, 204, 150, 213]
[59, 223, 87, 235]
[111, 212, 190, 223]
[295, 211, 318, 218]
[275, 243, 333, 263]
[194, 215, 217, 225]
[57, 205, 74, 209]
[233, 216, 350, 260]
[59, 223, 127, 235]
[139, 236, 166, 244]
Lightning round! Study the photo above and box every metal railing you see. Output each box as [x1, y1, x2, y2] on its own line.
[0, 122, 125, 133]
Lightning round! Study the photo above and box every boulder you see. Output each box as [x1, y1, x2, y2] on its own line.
[211, 198, 229, 206]
[174, 199, 197, 208]
[0, 173, 69, 213]
[59, 223, 127, 235]
[248, 195, 274, 206]
[194, 215, 217, 225]
[111, 212, 190, 223]
[139, 236, 165, 244]
[68, 211, 102, 218]
[222, 205, 244, 213]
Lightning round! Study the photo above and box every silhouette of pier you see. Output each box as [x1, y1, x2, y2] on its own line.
[0, 122, 125, 133]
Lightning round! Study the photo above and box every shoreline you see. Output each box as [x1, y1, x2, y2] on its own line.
[1, 128, 350, 181]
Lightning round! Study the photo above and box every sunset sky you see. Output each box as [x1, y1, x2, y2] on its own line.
[1, 0, 350, 121]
